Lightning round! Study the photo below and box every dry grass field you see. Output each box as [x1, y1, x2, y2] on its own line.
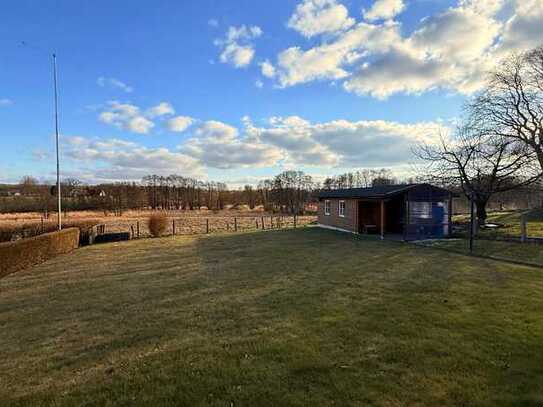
[0, 209, 317, 241]
[1, 228, 543, 406]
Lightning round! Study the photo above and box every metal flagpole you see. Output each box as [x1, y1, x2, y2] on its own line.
[53, 53, 62, 231]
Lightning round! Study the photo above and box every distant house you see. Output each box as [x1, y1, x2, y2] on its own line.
[317, 184, 454, 241]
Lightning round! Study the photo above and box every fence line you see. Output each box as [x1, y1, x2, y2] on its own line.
[129, 215, 311, 239]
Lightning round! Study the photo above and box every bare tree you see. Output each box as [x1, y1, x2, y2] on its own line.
[416, 125, 540, 224]
[19, 176, 38, 195]
[471, 47, 543, 173]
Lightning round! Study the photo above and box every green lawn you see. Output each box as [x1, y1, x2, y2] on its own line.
[453, 209, 543, 238]
[417, 238, 543, 266]
[2, 229, 543, 406]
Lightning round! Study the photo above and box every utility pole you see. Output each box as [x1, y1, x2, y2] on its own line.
[53, 53, 62, 231]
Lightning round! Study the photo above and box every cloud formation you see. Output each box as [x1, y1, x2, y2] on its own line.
[63, 114, 448, 182]
[99, 101, 155, 134]
[363, 0, 405, 21]
[99, 101, 192, 134]
[62, 136, 203, 182]
[288, 0, 354, 38]
[96, 77, 133, 93]
[215, 25, 263, 68]
[270, 0, 543, 98]
[167, 116, 194, 133]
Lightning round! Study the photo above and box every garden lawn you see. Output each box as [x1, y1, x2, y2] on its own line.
[1, 228, 543, 406]
[453, 209, 543, 238]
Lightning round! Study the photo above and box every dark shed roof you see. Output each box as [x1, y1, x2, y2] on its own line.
[317, 183, 451, 199]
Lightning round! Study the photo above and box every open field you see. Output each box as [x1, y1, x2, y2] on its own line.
[453, 209, 543, 239]
[2, 229, 543, 406]
[0, 209, 316, 241]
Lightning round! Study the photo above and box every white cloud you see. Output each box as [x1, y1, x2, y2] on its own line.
[0, 98, 13, 106]
[208, 18, 219, 28]
[498, 0, 543, 54]
[275, 22, 401, 87]
[147, 102, 175, 118]
[63, 136, 203, 181]
[60, 114, 450, 181]
[288, 0, 355, 38]
[270, 0, 542, 98]
[255, 79, 264, 89]
[98, 101, 155, 134]
[182, 121, 283, 169]
[363, 0, 405, 21]
[260, 60, 276, 78]
[247, 116, 447, 168]
[167, 116, 194, 132]
[215, 25, 262, 68]
[96, 77, 133, 93]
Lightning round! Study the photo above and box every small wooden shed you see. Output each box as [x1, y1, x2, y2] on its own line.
[317, 184, 454, 240]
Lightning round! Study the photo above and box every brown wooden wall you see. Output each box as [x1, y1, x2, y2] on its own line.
[317, 198, 358, 233]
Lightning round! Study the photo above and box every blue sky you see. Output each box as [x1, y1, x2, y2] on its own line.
[0, 0, 541, 186]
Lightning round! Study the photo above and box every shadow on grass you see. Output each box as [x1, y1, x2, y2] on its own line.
[1, 228, 543, 406]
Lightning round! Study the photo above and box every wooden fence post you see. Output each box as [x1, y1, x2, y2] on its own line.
[270, 216, 273, 228]
[520, 215, 527, 243]
[255, 218, 259, 229]
[206, 219, 209, 234]
[261, 216, 265, 230]
[41, 217, 44, 233]
[294, 215, 297, 228]
[234, 217, 238, 232]
[227, 221, 230, 232]
[173, 219, 176, 236]
[137, 221, 140, 239]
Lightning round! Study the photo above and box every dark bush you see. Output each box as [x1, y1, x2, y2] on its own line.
[148, 213, 168, 237]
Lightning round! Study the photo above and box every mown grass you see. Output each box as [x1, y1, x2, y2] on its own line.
[453, 209, 543, 238]
[1, 229, 543, 406]
[419, 238, 543, 266]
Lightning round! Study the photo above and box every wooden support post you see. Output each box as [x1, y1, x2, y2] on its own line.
[380, 200, 385, 240]
[261, 216, 265, 230]
[234, 217, 238, 232]
[520, 215, 527, 243]
[41, 217, 44, 233]
[206, 219, 209, 234]
[137, 221, 140, 239]
[403, 195, 409, 241]
[294, 215, 297, 228]
[255, 218, 259, 229]
[227, 221, 230, 232]
[172, 219, 176, 236]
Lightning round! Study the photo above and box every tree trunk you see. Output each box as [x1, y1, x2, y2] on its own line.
[475, 200, 488, 225]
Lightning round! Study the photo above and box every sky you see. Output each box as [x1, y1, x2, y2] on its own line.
[0, 0, 542, 187]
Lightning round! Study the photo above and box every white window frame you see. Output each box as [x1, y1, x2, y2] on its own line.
[338, 200, 346, 217]
[324, 200, 331, 216]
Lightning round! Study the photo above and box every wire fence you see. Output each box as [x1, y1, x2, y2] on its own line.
[125, 215, 316, 239]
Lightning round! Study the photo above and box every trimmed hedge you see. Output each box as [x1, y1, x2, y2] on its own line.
[0, 220, 99, 243]
[0, 228, 80, 279]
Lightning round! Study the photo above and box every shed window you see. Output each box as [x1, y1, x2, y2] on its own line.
[410, 202, 432, 221]
[339, 200, 346, 217]
[324, 200, 331, 215]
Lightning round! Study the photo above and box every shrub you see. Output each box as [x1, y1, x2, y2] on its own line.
[0, 228, 80, 278]
[148, 213, 169, 237]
